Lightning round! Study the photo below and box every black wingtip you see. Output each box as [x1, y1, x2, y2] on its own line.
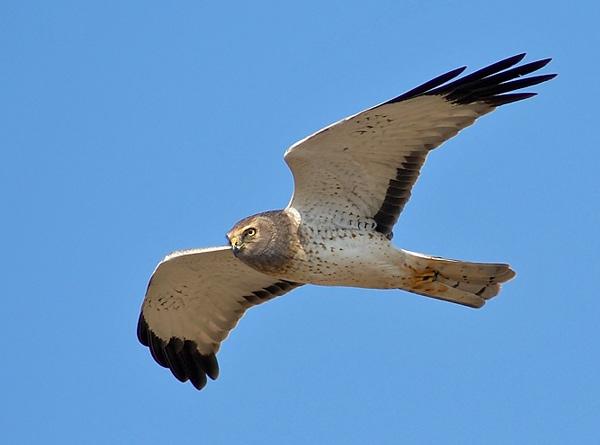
[386, 65, 467, 104]
[148, 330, 170, 368]
[454, 73, 557, 105]
[485, 92, 537, 106]
[137, 313, 150, 346]
[387, 54, 555, 108]
[164, 338, 190, 382]
[202, 354, 220, 380]
[137, 312, 220, 391]
[438, 55, 554, 106]
[189, 370, 207, 391]
[466, 53, 528, 79]
[500, 52, 527, 66]
[534, 57, 552, 69]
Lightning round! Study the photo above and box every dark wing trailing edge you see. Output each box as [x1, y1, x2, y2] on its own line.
[137, 247, 303, 391]
[370, 53, 556, 237]
[372, 152, 427, 238]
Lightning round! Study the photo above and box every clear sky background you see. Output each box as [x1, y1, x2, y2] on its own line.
[2, 1, 599, 444]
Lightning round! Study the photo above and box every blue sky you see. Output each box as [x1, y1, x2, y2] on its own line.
[2, 1, 599, 444]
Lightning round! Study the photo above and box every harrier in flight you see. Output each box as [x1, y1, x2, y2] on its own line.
[137, 53, 555, 390]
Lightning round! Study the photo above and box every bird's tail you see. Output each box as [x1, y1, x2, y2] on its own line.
[400, 250, 516, 308]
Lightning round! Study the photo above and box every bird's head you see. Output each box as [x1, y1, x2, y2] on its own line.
[227, 213, 277, 258]
[226, 210, 296, 275]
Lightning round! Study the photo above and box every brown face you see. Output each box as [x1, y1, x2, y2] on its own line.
[226, 215, 275, 258]
[227, 223, 258, 254]
[226, 210, 296, 275]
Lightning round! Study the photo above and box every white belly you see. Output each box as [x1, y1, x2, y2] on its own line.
[282, 229, 410, 288]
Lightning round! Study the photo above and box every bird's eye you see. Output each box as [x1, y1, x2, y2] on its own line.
[244, 228, 256, 237]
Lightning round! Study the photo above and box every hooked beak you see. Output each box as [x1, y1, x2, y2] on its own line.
[229, 236, 242, 254]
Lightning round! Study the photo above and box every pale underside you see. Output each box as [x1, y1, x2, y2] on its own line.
[137, 54, 553, 390]
[284, 95, 488, 231]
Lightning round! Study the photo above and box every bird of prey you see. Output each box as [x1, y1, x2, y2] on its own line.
[137, 53, 555, 390]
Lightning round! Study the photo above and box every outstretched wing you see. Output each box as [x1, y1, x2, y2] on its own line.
[137, 246, 302, 390]
[285, 54, 555, 238]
